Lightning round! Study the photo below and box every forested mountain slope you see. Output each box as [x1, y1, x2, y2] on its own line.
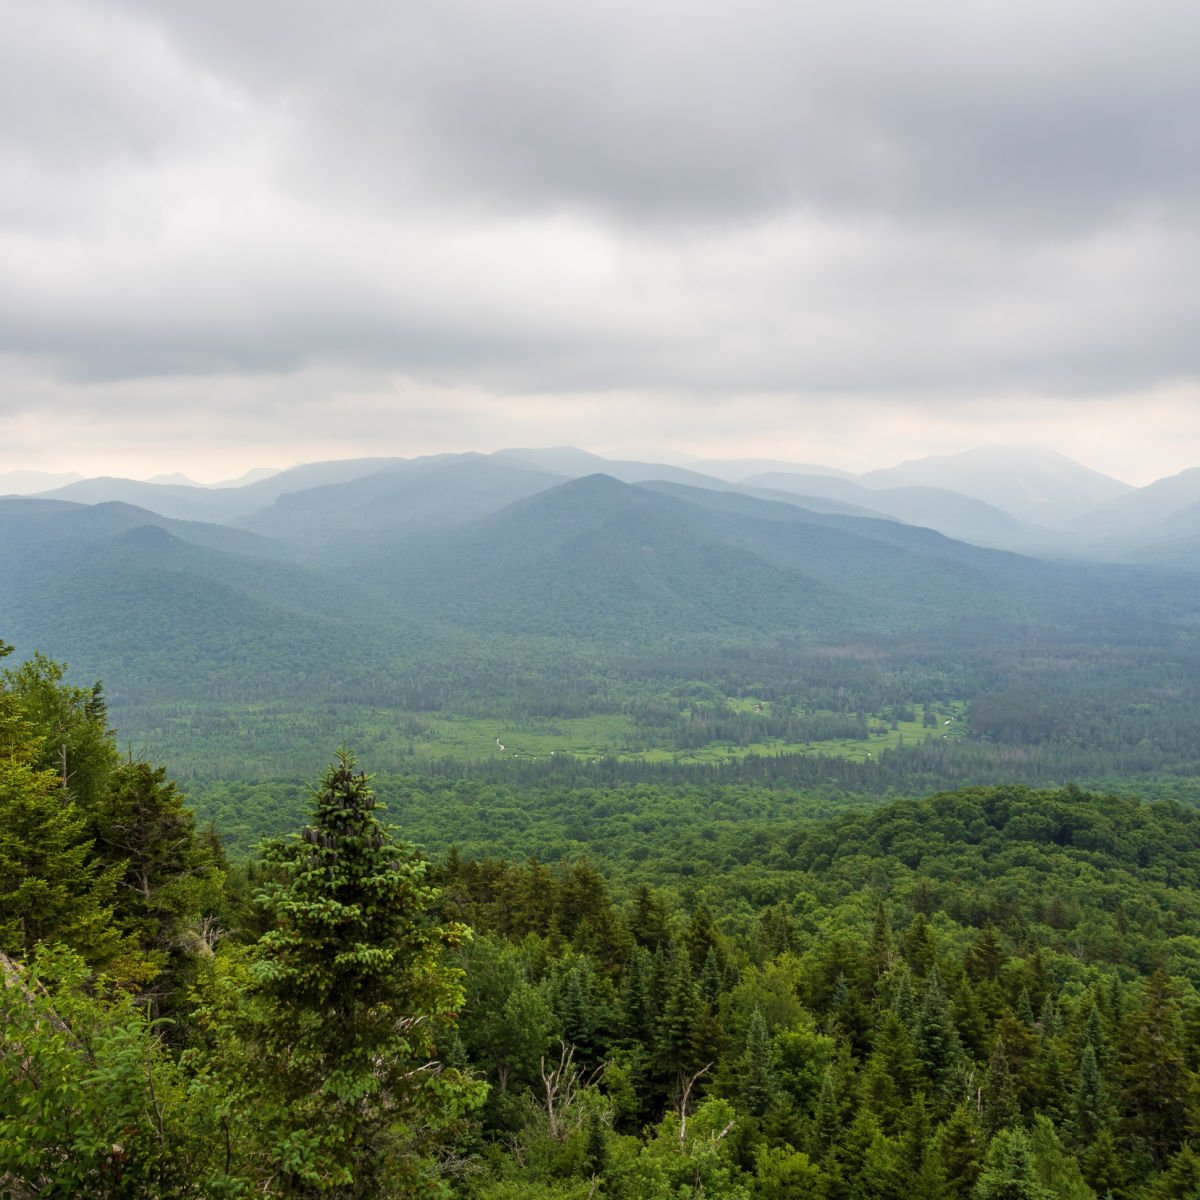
[745, 471, 1053, 552]
[0, 497, 478, 705]
[238, 453, 565, 546]
[5, 465, 1200, 787]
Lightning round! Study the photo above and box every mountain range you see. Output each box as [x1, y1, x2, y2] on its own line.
[10, 443, 1197, 563]
[2, 444, 1197, 706]
[2, 441, 1190, 662]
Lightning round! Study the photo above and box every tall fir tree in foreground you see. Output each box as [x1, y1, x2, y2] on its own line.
[232, 750, 484, 1196]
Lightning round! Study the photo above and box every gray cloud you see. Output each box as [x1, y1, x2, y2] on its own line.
[103, 0, 1200, 229]
[0, 0, 1198, 479]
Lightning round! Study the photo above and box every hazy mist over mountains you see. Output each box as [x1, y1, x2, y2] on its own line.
[3, 443, 1193, 563]
[5, 441, 1200, 715]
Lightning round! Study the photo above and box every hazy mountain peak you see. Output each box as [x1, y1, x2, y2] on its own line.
[0, 469, 85, 495]
[859, 444, 1131, 525]
[147, 472, 201, 486]
[494, 446, 611, 474]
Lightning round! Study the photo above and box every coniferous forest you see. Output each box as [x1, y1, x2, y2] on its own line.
[7, 626, 1200, 1198]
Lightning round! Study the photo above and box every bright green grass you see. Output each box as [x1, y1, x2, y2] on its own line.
[410, 700, 971, 766]
[116, 695, 971, 777]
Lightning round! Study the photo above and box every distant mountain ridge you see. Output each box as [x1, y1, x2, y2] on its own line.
[742, 471, 1051, 553]
[239, 454, 565, 547]
[858, 445, 1132, 525]
[16, 443, 1200, 571]
[0, 469, 85, 495]
[34, 457, 409, 522]
[5, 449, 1200, 775]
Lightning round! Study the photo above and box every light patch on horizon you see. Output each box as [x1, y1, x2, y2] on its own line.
[2, 356, 1198, 487]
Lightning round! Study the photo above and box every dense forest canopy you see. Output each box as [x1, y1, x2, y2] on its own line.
[6, 637, 1200, 1197]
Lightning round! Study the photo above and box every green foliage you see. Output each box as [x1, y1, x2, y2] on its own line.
[0, 945, 227, 1196]
[234, 751, 486, 1195]
[2, 650, 117, 810]
[739, 1008, 776, 1117]
[1121, 969, 1195, 1168]
[15, 628, 1200, 1197]
[93, 759, 227, 981]
[0, 754, 130, 970]
[1143, 1142, 1200, 1198]
[971, 1127, 1053, 1199]
[0, 649, 224, 984]
[1025, 1116, 1095, 1200]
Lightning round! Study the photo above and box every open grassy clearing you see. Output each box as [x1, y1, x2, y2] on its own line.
[412, 700, 971, 765]
[115, 695, 971, 777]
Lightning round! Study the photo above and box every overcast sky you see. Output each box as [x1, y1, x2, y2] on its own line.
[2, 0, 1198, 485]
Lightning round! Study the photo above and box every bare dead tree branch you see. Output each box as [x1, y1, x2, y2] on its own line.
[677, 1062, 714, 1147]
[538, 1041, 606, 1141]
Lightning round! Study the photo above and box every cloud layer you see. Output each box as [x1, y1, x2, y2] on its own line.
[2, 0, 1198, 482]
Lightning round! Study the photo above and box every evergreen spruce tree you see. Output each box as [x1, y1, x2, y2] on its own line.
[1033, 1029, 1067, 1125]
[971, 1127, 1053, 1199]
[557, 961, 598, 1063]
[0, 756, 131, 972]
[894, 965, 918, 1027]
[621, 943, 657, 1048]
[244, 751, 483, 1196]
[811, 1065, 842, 1162]
[1037, 995, 1062, 1040]
[1082, 1001, 1108, 1067]
[583, 1107, 608, 1180]
[900, 1092, 932, 1176]
[757, 899, 795, 960]
[953, 972, 990, 1060]
[1025, 1115, 1095, 1200]
[630, 884, 670, 951]
[1016, 988, 1036, 1028]
[870, 900, 896, 980]
[863, 1009, 920, 1122]
[1142, 1141, 1200, 1199]
[965, 925, 1005, 984]
[740, 1007, 776, 1117]
[686, 903, 720, 973]
[699, 943, 725, 1005]
[688, 1001, 728, 1078]
[933, 1101, 985, 1200]
[1121, 969, 1195, 1168]
[903, 912, 937, 977]
[856, 1118, 903, 1199]
[1069, 1042, 1106, 1146]
[915, 969, 966, 1111]
[90, 759, 225, 984]
[1078, 1126, 1125, 1198]
[982, 1037, 1023, 1138]
[655, 943, 703, 1081]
